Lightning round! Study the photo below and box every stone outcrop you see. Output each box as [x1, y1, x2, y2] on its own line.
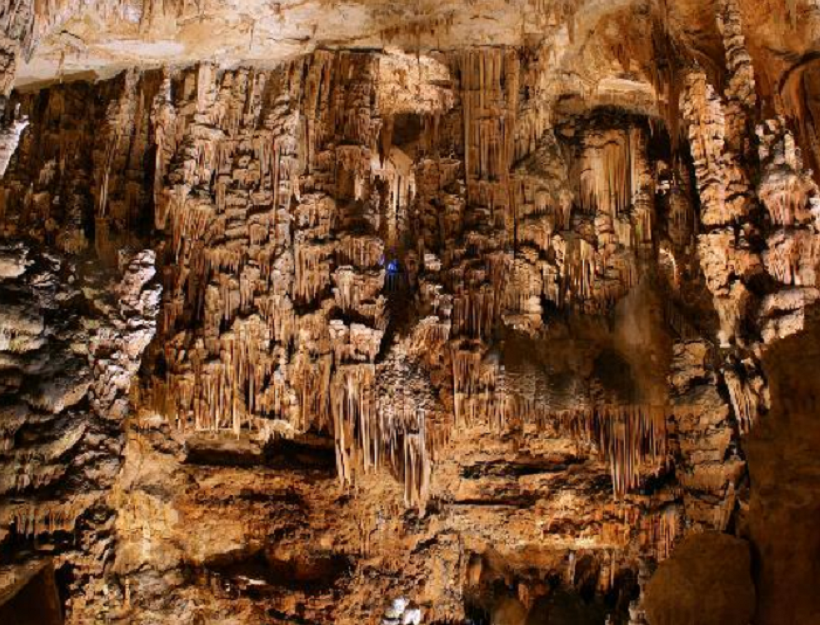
[643, 532, 755, 625]
[0, 241, 159, 621]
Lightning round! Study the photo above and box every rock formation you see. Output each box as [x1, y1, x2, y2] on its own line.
[0, 1, 819, 624]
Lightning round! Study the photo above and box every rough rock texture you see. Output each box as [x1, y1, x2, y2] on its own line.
[643, 532, 755, 625]
[0, 1, 818, 624]
[0, 241, 160, 619]
[747, 310, 820, 625]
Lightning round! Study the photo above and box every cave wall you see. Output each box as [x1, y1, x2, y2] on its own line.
[0, 1, 819, 624]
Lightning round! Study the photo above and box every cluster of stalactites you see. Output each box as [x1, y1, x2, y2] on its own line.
[577, 130, 634, 218]
[681, 70, 760, 347]
[395, 406, 433, 513]
[331, 365, 433, 512]
[563, 235, 598, 303]
[451, 344, 501, 429]
[150, 52, 440, 505]
[517, 403, 670, 498]
[371, 147, 416, 250]
[757, 118, 820, 292]
[723, 361, 768, 435]
[639, 506, 683, 561]
[3, 493, 101, 541]
[452, 286, 498, 339]
[132, 49, 684, 519]
[332, 364, 379, 486]
[148, 63, 310, 442]
[457, 48, 519, 188]
[716, 0, 757, 154]
[510, 124, 654, 317]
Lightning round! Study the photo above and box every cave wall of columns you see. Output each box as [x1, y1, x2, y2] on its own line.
[1, 1, 820, 624]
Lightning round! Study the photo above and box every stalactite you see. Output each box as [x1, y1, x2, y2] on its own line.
[640, 506, 682, 561]
[452, 288, 497, 339]
[522, 404, 671, 498]
[332, 364, 379, 487]
[564, 236, 596, 306]
[723, 365, 762, 435]
[6, 496, 97, 539]
[0, 106, 27, 178]
[578, 130, 632, 218]
[629, 127, 655, 252]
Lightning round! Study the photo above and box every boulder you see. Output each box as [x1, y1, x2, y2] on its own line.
[644, 532, 755, 625]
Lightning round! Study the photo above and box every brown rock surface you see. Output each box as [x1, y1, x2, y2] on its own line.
[0, 1, 819, 624]
[747, 311, 820, 625]
[644, 532, 755, 625]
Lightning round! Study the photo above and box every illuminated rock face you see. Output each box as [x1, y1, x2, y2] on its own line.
[0, 1, 820, 624]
